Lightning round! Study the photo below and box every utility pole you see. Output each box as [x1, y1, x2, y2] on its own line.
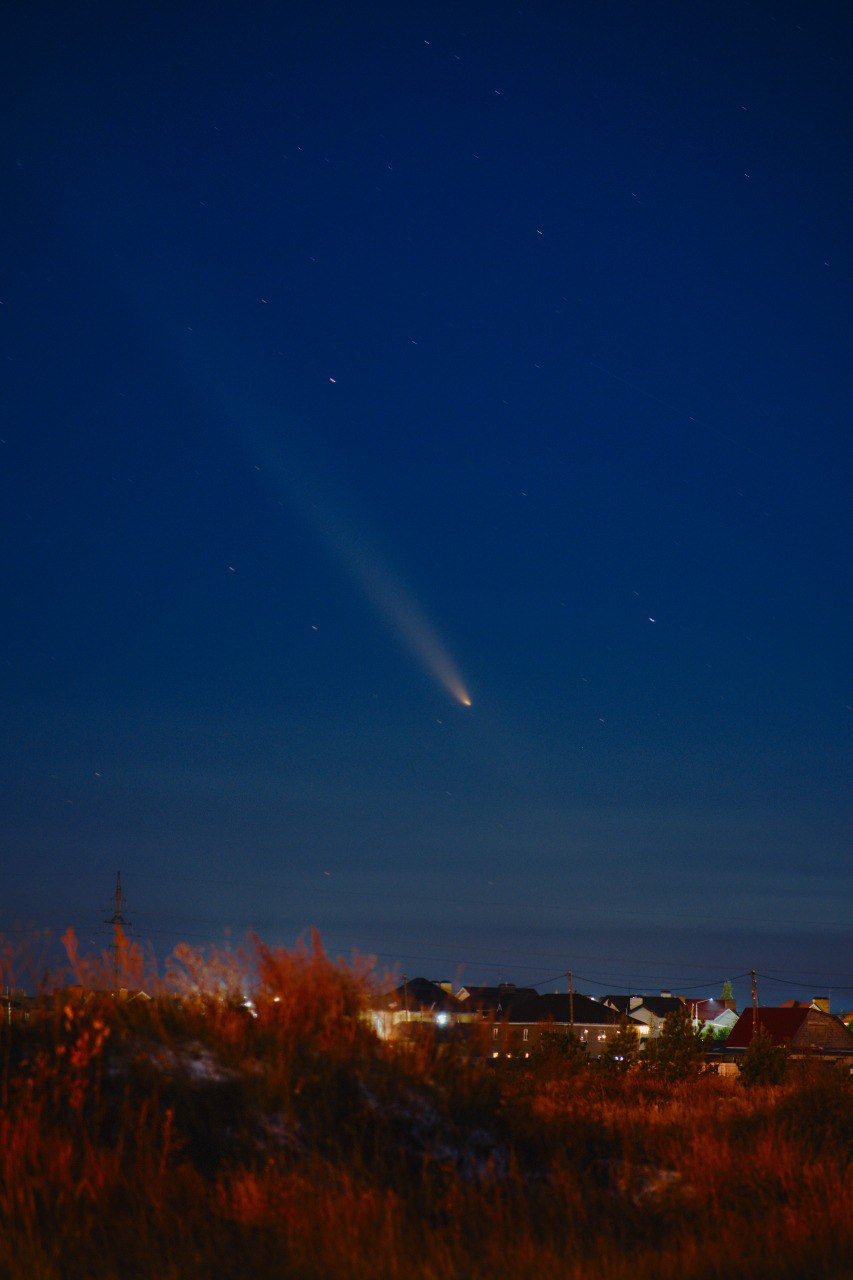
[105, 871, 129, 996]
[751, 968, 758, 1040]
[403, 974, 409, 1024]
[568, 969, 575, 1030]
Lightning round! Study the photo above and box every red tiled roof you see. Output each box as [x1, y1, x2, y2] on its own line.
[726, 1008, 808, 1048]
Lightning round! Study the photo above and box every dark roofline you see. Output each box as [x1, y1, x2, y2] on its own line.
[504, 992, 622, 1026]
[383, 977, 461, 1013]
[457, 984, 539, 1012]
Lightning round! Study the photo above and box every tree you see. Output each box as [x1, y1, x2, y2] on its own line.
[721, 979, 734, 1002]
[739, 1027, 788, 1086]
[598, 1016, 640, 1072]
[527, 1027, 587, 1077]
[643, 1003, 706, 1080]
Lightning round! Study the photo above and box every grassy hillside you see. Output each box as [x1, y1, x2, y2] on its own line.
[0, 934, 850, 1279]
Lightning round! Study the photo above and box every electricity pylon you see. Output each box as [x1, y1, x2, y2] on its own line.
[105, 870, 130, 995]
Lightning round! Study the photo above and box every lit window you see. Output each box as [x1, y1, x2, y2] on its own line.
[522, 1028, 529, 1041]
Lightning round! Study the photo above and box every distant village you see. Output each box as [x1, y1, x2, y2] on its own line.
[5, 975, 853, 1074]
[371, 978, 853, 1071]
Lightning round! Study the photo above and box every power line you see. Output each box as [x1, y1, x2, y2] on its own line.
[4, 904, 850, 993]
[9, 914, 850, 987]
[4, 865, 848, 937]
[756, 970, 853, 992]
[95, 868, 850, 935]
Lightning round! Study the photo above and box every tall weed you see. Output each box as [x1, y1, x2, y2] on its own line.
[0, 930, 849, 1280]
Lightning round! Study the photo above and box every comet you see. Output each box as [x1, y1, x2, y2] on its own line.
[321, 518, 473, 707]
[267, 461, 472, 707]
[164, 356, 472, 705]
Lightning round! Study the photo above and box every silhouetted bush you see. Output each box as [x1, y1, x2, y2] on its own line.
[0, 930, 850, 1280]
[642, 1004, 706, 1080]
[739, 1027, 789, 1086]
[527, 1027, 588, 1077]
[598, 1016, 641, 1072]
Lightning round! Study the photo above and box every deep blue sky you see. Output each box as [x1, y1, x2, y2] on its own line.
[2, 2, 850, 1004]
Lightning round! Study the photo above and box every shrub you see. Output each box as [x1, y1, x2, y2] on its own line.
[739, 1027, 789, 1086]
[527, 1027, 588, 1077]
[2, 931, 851, 1280]
[643, 1004, 706, 1080]
[598, 1016, 640, 1072]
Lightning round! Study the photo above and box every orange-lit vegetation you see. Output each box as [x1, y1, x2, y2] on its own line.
[0, 932, 850, 1279]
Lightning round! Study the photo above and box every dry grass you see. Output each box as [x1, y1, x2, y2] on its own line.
[0, 932, 850, 1279]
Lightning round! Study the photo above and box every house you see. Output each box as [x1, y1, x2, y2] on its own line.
[0, 993, 32, 1024]
[372, 977, 466, 1040]
[603, 993, 686, 1038]
[682, 998, 739, 1035]
[490, 992, 630, 1060]
[726, 1007, 853, 1059]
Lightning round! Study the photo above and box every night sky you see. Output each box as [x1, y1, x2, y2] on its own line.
[2, 2, 850, 1005]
